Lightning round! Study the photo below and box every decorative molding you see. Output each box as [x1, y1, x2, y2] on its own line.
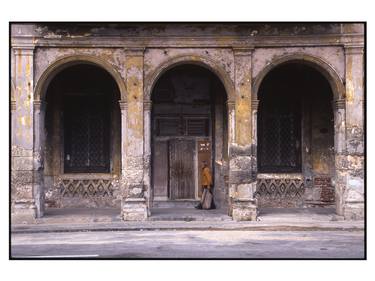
[251, 99, 259, 110]
[119, 100, 128, 111]
[11, 101, 17, 111]
[233, 47, 254, 56]
[16, 33, 364, 49]
[13, 48, 34, 56]
[344, 45, 364, 55]
[227, 101, 235, 111]
[33, 100, 42, 111]
[143, 101, 152, 111]
[124, 47, 145, 57]
[334, 99, 346, 109]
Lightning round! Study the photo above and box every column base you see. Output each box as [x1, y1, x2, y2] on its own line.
[343, 202, 364, 220]
[121, 198, 148, 221]
[11, 201, 37, 224]
[232, 198, 257, 221]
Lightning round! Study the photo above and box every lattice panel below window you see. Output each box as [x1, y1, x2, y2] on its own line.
[255, 178, 305, 208]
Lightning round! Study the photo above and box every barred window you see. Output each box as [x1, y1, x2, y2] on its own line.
[64, 95, 110, 173]
[258, 98, 301, 173]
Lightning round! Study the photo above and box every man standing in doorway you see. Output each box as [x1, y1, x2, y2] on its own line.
[195, 161, 215, 210]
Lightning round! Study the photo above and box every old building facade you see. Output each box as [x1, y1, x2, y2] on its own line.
[10, 23, 365, 222]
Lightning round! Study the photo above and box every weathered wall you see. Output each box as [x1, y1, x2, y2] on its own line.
[252, 47, 345, 83]
[121, 49, 148, 220]
[12, 46, 38, 222]
[10, 23, 365, 222]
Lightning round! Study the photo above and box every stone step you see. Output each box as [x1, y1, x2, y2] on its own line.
[152, 200, 200, 209]
[149, 208, 232, 222]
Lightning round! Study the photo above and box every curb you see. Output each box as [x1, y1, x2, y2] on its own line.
[12, 223, 364, 234]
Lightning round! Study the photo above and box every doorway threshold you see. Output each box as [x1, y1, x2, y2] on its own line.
[149, 207, 231, 222]
[153, 199, 200, 209]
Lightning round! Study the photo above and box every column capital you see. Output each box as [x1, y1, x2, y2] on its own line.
[233, 47, 254, 57]
[344, 45, 364, 55]
[251, 99, 259, 110]
[33, 100, 43, 111]
[11, 100, 17, 111]
[143, 100, 152, 111]
[227, 100, 235, 111]
[119, 100, 128, 111]
[13, 48, 34, 56]
[124, 47, 145, 57]
[334, 99, 346, 110]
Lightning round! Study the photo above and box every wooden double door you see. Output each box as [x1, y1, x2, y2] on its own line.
[169, 139, 195, 199]
[153, 138, 211, 200]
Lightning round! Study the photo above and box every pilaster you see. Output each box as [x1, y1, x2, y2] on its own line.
[341, 45, 364, 220]
[229, 47, 257, 221]
[11, 46, 37, 223]
[121, 48, 148, 220]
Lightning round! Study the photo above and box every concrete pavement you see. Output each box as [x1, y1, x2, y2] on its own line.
[11, 207, 364, 234]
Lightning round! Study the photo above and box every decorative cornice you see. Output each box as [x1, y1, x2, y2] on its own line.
[15, 33, 364, 49]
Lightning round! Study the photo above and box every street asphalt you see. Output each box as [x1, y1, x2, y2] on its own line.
[11, 229, 365, 259]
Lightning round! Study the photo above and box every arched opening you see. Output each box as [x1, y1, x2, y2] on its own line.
[256, 62, 335, 209]
[150, 64, 229, 216]
[43, 63, 121, 212]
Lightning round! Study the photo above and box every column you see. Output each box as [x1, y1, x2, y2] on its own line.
[229, 47, 257, 221]
[11, 47, 36, 223]
[32, 100, 45, 217]
[143, 100, 152, 215]
[333, 99, 347, 216]
[121, 48, 148, 221]
[341, 45, 364, 219]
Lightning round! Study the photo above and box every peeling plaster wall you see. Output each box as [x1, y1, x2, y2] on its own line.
[253, 47, 345, 83]
[34, 48, 127, 99]
[10, 23, 364, 222]
[144, 48, 235, 99]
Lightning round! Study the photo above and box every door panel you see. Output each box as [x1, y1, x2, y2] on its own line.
[169, 139, 195, 199]
[153, 140, 169, 198]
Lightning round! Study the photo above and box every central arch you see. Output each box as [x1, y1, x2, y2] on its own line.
[145, 54, 235, 103]
[150, 63, 230, 214]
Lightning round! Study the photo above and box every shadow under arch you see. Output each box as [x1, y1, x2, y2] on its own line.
[253, 53, 345, 102]
[34, 54, 127, 102]
[145, 54, 235, 103]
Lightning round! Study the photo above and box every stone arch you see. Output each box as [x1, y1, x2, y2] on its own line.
[145, 54, 235, 102]
[32, 55, 125, 217]
[253, 52, 346, 215]
[253, 53, 345, 102]
[34, 54, 127, 102]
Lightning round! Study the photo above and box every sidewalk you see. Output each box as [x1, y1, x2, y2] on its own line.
[11, 207, 364, 234]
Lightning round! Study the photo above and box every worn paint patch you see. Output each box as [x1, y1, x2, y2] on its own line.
[346, 55, 354, 103]
[236, 98, 252, 145]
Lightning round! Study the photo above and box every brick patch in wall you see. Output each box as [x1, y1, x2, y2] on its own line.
[314, 177, 335, 202]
